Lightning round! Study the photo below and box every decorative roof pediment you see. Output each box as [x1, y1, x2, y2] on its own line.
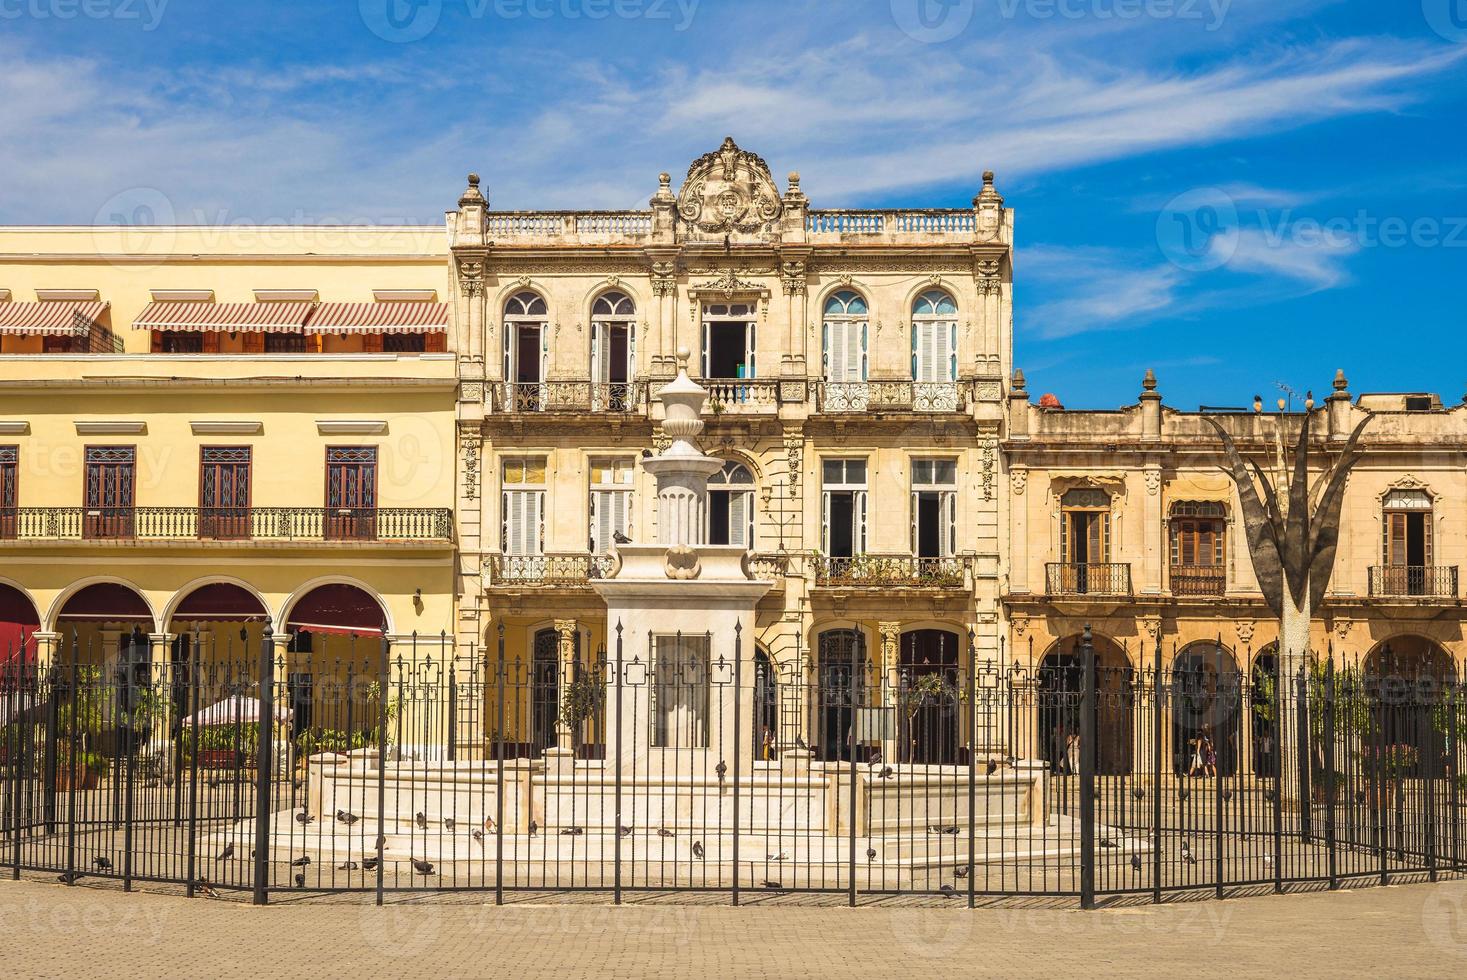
[676, 137, 783, 238]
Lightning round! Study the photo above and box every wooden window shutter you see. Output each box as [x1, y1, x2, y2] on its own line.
[202, 332, 221, 354]
[363, 333, 384, 353]
[150, 330, 163, 354]
[424, 331, 446, 353]
[309, 333, 324, 354]
[242, 332, 265, 354]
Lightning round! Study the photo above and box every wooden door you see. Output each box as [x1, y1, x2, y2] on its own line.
[84, 446, 135, 539]
[325, 447, 377, 541]
[199, 447, 251, 539]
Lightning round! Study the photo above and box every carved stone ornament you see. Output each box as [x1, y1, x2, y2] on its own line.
[690, 268, 767, 299]
[676, 137, 783, 235]
[1235, 621, 1256, 646]
[1145, 469, 1162, 496]
[458, 259, 485, 296]
[1011, 469, 1027, 496]
[665, 545, 702, 580]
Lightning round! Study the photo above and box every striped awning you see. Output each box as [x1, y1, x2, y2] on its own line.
[0, 301, 109, 337]
[132, 302, 315, 334]
[307, 302, 448, 334]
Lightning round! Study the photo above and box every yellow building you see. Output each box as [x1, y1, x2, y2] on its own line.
[0, 224, 458, 747]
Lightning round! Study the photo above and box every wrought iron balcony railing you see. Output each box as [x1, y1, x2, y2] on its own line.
[1169, 565, 1227, 597]
[489, 553, 615, 586]
[813, 554, 970, 589]
[1045, 562, 1133, 597]
[1368, 565, 1459, 598]
[0, 507, 453, 542]
[816, 381, 967, 414]
[495, 381, 645, 414]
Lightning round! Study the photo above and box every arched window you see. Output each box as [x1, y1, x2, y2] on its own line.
[822, 290, 869, 389]
[911, 290, 958, 409]
[708, 460, 755, 548]
[503, 291, 548, 409]
[1381, 489, 1435, 596]
[590, 290, 636, 411]
[1169, 501, 1227, 596]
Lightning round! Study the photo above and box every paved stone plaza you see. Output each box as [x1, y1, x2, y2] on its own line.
[1, 875, 1464, 978]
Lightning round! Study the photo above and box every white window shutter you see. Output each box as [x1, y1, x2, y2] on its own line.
[943, 492, 956, 557]
[856, 490, 868, 554]
[505, 490, 522, 555]
[730, 490, 747, 548]
[613, 490, 628, 543]
[746, 321, 756, 378]
[855, 321, 867, 381]
[825, 320, 843, 382]
[821, 491, 831, 553]
[948, 322, 957, 380]
[910, 491, 919, 555]
[503, 323, 512, 382]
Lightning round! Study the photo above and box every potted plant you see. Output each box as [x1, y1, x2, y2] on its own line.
[560, 671, 605, 759]
[897, 672, 957, 763]
[55, 666, 106, 790]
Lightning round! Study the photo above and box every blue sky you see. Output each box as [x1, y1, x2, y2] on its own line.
[2, 0, 1465, 408]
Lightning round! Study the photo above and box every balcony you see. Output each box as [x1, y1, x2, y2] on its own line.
[1368, 565, 1460, 599]
[804, 209, 976, 244]
[704, 380, 780, 415]
[1045, 563, 1133, 597]
[816, 381, 966, 414]
[813, 554, 970, 590]
[0, 507, 453, 543]
[1170, 565, 1227, 598]
[489, 553, 613, 587]
[495, 381, 645, 414]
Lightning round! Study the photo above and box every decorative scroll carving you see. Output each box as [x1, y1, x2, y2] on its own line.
[676, 137, 783, 235]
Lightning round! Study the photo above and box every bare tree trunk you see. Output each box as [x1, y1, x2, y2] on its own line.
[1277, 588, 1311, 799]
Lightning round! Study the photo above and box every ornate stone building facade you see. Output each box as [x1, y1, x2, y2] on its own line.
[446, 138, 1012, 756]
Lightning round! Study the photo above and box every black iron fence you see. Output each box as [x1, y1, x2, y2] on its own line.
[1, 627, 1462, 907]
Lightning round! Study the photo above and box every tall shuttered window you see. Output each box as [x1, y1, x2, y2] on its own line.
[589, 457, 633, 555]
[502, 457, 547, 556]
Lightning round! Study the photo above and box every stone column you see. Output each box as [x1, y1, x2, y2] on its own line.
[879, 622, 901, 763]
[541, 618, 579, 773]
[1142, 463, 1163, 594]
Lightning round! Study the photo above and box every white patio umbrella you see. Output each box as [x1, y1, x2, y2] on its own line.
[182, 694, 293, 727]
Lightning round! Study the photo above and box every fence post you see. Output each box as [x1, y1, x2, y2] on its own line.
[966, 628, 977, 908]
[64, 637, 78, 884]
[1295, 664, 1312, 840]
[43, 664, 59, 835]
[732, 621, 743, 908]
[1450, 687, 1461, 871]
[447, 668, 457, 764]
[1422, 689, 1437, 883]
[496, 623, 507, 907]
[612, 621, 623, 907]
[252, 624, 275, 906]
[1079, 624, 1097, 910]
[185, 633, 201, 898]
[1324, 658, 1337, 889]
[848, 640, 859, 909]
[1213, 639, 1224, 901]
[122, 666, 136, 893]
[1151, 633, 1163, 904]
[1271, 652, 1284, 894]
[376, 635, 389, 907]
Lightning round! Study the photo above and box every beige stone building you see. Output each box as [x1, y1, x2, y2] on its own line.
[446, 138, 1012, 759]
[1004, 371, 1467, 775]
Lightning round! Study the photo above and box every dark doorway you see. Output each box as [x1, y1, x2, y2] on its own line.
[817, 629, 865, 762]
[705, 322, 749, 378]
[915, 494, 943, 558]
[827, 493, 855, 558]
[1037, 635, 1134, 775]
[899, 629, 960, 764]
[1171, 644, 1241, 777]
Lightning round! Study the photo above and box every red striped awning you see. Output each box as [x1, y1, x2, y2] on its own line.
[0, 301, 109, 337]
[306, 302, 448, 334]
[132, 302, 315, 334]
